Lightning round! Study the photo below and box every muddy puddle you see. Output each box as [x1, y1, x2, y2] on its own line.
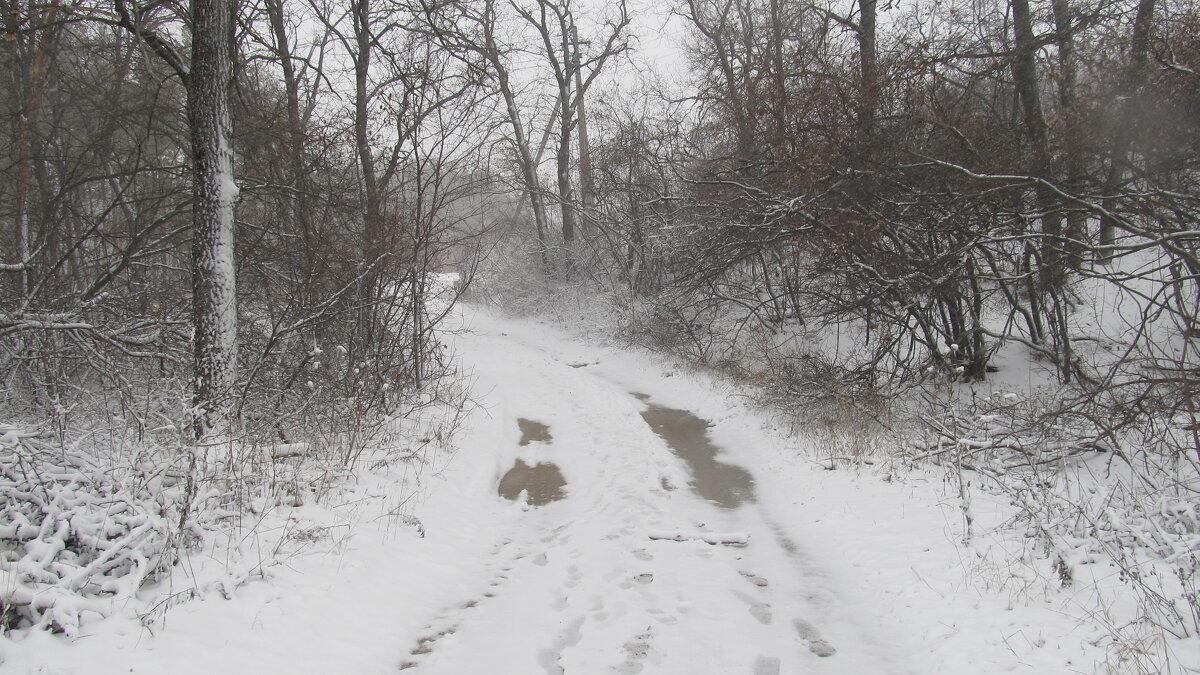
[635, 394, 756, 509]
[499, 459, 566, 505]
[517, 418, 552, 445]
[499, 419, 564, 505]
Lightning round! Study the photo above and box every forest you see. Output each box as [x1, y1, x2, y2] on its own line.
[2, 0, 1198, 670]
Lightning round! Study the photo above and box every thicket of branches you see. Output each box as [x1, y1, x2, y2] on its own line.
[471, 0, 1199, 661]
[1, 0, 485, 633]
[3, 0, 1198, 660]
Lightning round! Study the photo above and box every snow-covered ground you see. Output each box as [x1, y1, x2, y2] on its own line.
[1, 306, 1121, 673]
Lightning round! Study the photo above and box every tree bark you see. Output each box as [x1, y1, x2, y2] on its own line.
[518, 0, 626, 251]
[264, 0, 317, 287]
[522, 0, 577, 246]
[481, 0, 551, 265]
[188, 0, 239, 439]
[556, 81, 577, 246]
[768, 0, 788, 155]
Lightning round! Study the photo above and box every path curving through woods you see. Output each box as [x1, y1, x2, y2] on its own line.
[395, 310, 910, 674]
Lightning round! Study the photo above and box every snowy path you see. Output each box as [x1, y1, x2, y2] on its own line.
[397, 312, 908, 674]
[4, 307, 1103, 674]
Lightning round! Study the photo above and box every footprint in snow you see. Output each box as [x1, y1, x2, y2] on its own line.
[398, 626, 456, 670]
[616, 628, 654, 674]
[552, 591, 569, 612]
[537, 615, 585, 675]
[540, 523, 571, 544]
[739, 570, 769, 587]
[793, 617, 837, 657]
[804, 588, 836, 607]
[732, 590, 772, 625]
[749, 604, 772, 625]
[647, 608, 678, 626]
[565, 564, 582, 589]
[753, 656, 782, 675]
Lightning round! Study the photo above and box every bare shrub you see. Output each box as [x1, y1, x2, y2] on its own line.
[913, 385, 1200, 666]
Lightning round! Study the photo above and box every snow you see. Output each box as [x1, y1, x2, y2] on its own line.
[0, 306, 1143, 673]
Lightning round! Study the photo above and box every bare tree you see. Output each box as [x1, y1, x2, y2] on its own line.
[101, 0, 239, 437]
[514, 0, 629, 246]
[420, 0, 555, 261]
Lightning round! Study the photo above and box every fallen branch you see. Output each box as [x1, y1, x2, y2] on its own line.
[647, 530, 749, 546]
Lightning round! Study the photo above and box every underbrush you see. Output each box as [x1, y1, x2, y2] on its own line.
[917, 386, 1199, 673]
[0, 284, 469, 638]
[0, 373, 468, 637]
[0, 372, 467, 636]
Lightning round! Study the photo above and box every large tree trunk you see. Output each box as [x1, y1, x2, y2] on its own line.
[188, 0, 239, 439]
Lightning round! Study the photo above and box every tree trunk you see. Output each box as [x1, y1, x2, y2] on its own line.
[857, 0, 878, 144]
[1011, 0, 1066, 291]
[768, 0, 788, 156]
[572, 23, 595, 239]
[1051, 0, 1085, 269]
[353, 0, 385, 350]
[265, 0, 317, 290]
[1099, 0, 1156, 251]
[499, 71, 551, 258]
[188, 0, 239, 439]
[483, 6, 551, 267]
[554, 11, 577, 247]
[7, 0, 61, 303]
[556, 84, 577, 246]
